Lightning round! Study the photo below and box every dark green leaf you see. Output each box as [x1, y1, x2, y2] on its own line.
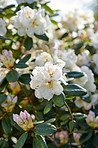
[73, 113, 87, 120]
[34, 123, 56, 136]
[75, 42, 84, 54]
[44, 100, 53, 114]
[1, 118, 13, 136]
[69, 120, 76, 132]
[52, 93, 65, 107]
[64, 84, 87, 96]
[60, 114, 70, 121]
[15, 63, 28, 69]
[19, 74, 31, 84]
[60, 32, 68, 40]
[34, 33, 49, 41]
[3, 4, 15, 10]
[24, 37, 33, 50]
[67, 71, 84, 78]
[33, 135, 48, 148]
[15, 132, 28, 148]
[0, 140, 9, 148]
[6, 70, 19, 82]
[80, 131, 93, 143]
[92, 134, 98, 147]
[18, 54, 31, 64]
[0, 36, 11, 40]
[45, 118, 56, 123]
[0, 94, 7, 105]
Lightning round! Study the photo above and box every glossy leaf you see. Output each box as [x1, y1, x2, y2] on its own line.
[6, 70, 19, 82]
[44, 100, 53, 114]
[33, 135, 48, 148]
[52, 93, 65, 107]
[24, 37, 33, 50]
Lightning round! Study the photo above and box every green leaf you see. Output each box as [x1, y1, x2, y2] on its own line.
[0, 36, 11, 40]
[80, 131, 93, 143]
[3, 4, 15, 10]
[33, 135, 48, 148]
[15, 132, 28, 148]
[64, 84, 87, 96]
[0, 94, 7, 105]
[60, 114, 70, 121]
[45, 118, 56, 123]
[42, 4, 54, 14]
[19, 74, 31, 84]
[6, 70, 19, 82]
[1, 118, 13, 136]
[52, 93, 65, 107]
[69, 120, 76, 133]
[18, 54, 31, 64]
[92, 134, 98, 147]
[60, 32, 68, 40]
[24, 37, 33, 50]
[75, 42, 84, 54]
[15, 63, 28, 69]
[44, 100, 53, 114]
[67, 71, 84, 78]
[0, 140, 9, 148]
[34, 33, 49, 41]
[51, 20, 58, 27]
[73, 113, 87, 120]
[34, 123, 56, 136]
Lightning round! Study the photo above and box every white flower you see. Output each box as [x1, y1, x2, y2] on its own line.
[77, 50, 91, 66]
[12, 6, 51, 37]
[0, 18, 7, 35]
[30, 62, 64, 100]
[0, 68, 9, 84]
[75, 97, 91, 110]
[73, 66, 96, 92]
[0, 0, 14, 8]
[35, 52, 53, 66]
[93, 53, 98, 74]
[61, 10, 84, 31]
[90, 31, 98, 50]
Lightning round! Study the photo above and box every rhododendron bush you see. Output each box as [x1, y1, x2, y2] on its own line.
[0, 0, 98, 148]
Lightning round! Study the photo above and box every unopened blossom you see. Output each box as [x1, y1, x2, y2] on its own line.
[12, 6, 51, 37]
[90, 31, 98, 50]
[30, 62, 64, 100]
[10, 82, 21, 95]
[73, 133, 82, 146]
[55, 131, 68, 145]
[13, 110, 35, 131]
[0, 18, 7, 35]
[0, 50, 15, 69]
[75, 97, 91, 110]
[35, 52, 53, 66]
[16, 0, 37, 5]
[86, 111, 98, 128]
[2, 94, 17, 112]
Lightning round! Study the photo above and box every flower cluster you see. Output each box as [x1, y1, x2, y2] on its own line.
[13, 110, 35, 131]
[30, 62, 64, 100]
[12, 6, 51, 37]
[55, 131, 68, 145]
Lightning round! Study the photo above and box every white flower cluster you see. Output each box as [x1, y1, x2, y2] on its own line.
[12, 6, 51, 37]
[30, 62, 64, 100]
[0, 18, 7, 35]
[61, 9, 94, 31]
[93, 53, 98, 74]
[16, 0, 37, 5]
[90, 31, 98, 50]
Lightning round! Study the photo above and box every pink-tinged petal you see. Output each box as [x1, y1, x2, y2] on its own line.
[24, 110, 30, 121]
[13, 114, 23, 124]
[20, 111, 26, 120]
[12, 96, 18, 103]
[31, 114, 35, 120]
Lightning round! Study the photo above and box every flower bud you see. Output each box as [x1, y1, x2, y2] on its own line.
[13, 110, 35, 131]
[73, 133, 82, 146]
[55, 131, 68, 145]
[10, 82, 21, 94]
[0, 50, 15, 69]
[2, 94, 17, 112]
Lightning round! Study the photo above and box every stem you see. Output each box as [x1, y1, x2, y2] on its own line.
[0, 113, 6, 120]
[17, 81, 36, 113]
[65, 102, 73, 121]
[47, 136, 59, 147]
